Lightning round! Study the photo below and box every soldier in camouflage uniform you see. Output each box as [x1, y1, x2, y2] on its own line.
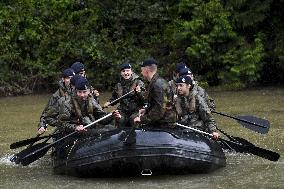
[168, 62, 188, 99]
[178, 67, 216, 111]
[37, 68, 75, 134]
[58, 77, 121, 133]
[70, 74, 83, 92]
[134, 58, 176, 127]
[103, 62, 145, 127]
[174, 75, 219, 139]
[71, 61, 100, 103]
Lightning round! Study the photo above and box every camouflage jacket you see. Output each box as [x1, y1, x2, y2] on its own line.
[168, 79, 177, 97]
[194, 82, 216, 111]
[38, 80, 72, 129]
[169, 79, 216, 111]
[109, 73, 145, 114]
[140, 73, 176, 126]
[174, 89, 217, 133]
[58, 95, 113, 132]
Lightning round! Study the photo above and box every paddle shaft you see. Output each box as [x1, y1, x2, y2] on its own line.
[216, 126, 235, 141]
[175, 123, 280, 161]
[123, 104, 148, 143]
[103, 90, 134, 108]
[176, 123, 244, 146]
[212, 110, 267, 129]
[175, 123, 250, 145]
[123, 126, 136, 142]
[175, 123, 213, 137]
[22, 113, 113, 160]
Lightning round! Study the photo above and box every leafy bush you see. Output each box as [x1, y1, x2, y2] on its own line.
[0, 0, 282, 96]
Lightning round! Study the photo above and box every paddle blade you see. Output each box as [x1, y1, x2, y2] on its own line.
[236, 115, 270, 134]
[10, 142, 50, 165]
[248, 144, 280, 161]
[10, 135, 43, 149]
[20, 144, 52, 166]
[221, 138, 280, 162]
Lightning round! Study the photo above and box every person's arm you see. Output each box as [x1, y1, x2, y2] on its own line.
[44, 96, 69, 127]
[196, 95, 217, 133]
[37, 92, 59, 134]
[57, 100, 78, 132]
[197, 85, 216, 111]
[134, 79, 146, 104]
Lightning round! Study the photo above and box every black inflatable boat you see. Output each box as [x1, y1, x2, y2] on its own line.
[52, 127, 226, 177]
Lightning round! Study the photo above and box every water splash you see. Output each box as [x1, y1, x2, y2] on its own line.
[0, 154, 18, 166]
[0, 153, 50, 167]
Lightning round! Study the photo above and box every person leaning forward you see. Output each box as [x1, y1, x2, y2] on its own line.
[103, 62, 145, 127]
[58, 77, 121, 133]
[37, 68, 75, 135]
[174, 75, 219, 139]
[134, 58, 175, 127]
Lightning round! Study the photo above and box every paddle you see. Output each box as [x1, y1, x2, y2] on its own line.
[121, 104, 147, 145]
[19, 113, 113, 166]
[102, 90, 134, 109]
[10, 135, 53, 164]
[175, 123, 280, 162]
[212, 110, 270, 134]
[10, 133, 58, 149]
[123, 126, 137, 145]
[215, 126, 280, 161]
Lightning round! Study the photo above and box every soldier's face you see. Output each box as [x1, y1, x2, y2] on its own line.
[76, 89, 90, 100]
[140, 67, 148, 79]
[177, 83, 191, 96]
[121, 68, 132, 80]
[63, 76, 72, 86]
[79, 70, 86, 77]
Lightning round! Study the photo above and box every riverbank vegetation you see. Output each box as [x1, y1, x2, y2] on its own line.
[0, 0, 283, 96]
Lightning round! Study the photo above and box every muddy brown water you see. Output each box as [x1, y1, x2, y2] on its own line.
[0, 88, 283, 189]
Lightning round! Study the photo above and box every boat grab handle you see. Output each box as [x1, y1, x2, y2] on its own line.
[141, 169, 152, 176]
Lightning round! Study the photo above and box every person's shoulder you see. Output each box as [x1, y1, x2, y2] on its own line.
[154, 77, 169, 91]
[59, 96, 74, 112]
[195, 93, 209, 109]
[193, 82, 205, 93]
[155, 75, 167, 83]
[51, 89, 61, 98]
[154, 77, 162, 84]
[115, 79, 122, 85]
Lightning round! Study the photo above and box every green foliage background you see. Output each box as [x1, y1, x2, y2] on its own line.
[0, 0, 283, 95]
